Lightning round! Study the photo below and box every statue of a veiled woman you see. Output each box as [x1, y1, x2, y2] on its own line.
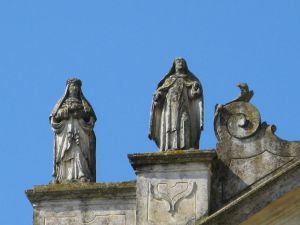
[50, 78, 97, 183]
[149, 58, 204, 151]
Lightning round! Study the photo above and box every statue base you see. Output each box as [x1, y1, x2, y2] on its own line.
[26, 150, 216, 225]
[25, 182, 136, 225]
[128, 149, 216, 225]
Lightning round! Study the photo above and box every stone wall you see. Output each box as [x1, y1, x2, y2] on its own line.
[26, 182, 136, 225]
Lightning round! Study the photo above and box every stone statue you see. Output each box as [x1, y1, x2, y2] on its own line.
[50, 78, 97, 183]
[149, 58, 204, 151]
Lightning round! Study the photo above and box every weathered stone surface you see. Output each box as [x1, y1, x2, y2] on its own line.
[149, 58, 204, 151]
[129, 150, 216, 171]
[129, 150, 215, 225]
[213, 83, 300, 205]
[26, 181, 136, 225]
[197, 159, 300, 225]
[240, 186, 300, 225]
[50, 78, 97, 183]
[26, 76, 300, 225]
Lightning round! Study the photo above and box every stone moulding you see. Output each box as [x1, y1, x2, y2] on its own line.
[26, 181, 136, 203]
[128, 149, 216, 171]
[44, 213, 127, 225]
[26, 181, 137, 225]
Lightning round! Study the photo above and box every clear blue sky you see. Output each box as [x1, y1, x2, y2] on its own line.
[1, 1, 300, 224]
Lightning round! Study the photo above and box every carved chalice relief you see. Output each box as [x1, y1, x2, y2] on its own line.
[150, 181, 195, 215]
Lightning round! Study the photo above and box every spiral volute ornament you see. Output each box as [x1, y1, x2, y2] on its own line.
[225, 101, 261, 139]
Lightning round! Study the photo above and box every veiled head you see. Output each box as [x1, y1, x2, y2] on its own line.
[174, 58, 188, 72]
[67, 78, 82, 98]
[50, 77, 97, 121]
[67, 78, 82, 87]
[168, 57, 189, 75]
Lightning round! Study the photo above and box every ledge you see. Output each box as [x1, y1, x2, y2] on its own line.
[128, 149, 216, 170]
[26, 180, 136, 204]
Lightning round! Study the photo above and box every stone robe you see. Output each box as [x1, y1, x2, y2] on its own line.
[150, 73, 203, 151]
[50, 88, 96, 183]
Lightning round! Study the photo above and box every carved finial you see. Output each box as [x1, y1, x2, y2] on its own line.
[237, 83, 253, 102]
[213, 83, 300, 203]
[232, 82, 254, 103]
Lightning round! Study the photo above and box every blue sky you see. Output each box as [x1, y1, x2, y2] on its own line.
[0, 1, 300, 224]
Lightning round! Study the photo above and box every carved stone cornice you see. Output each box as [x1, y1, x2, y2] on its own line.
[128, 150, 216, 171]
[26, 181, 136, 204]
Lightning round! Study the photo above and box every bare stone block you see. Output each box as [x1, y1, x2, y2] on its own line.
[26, 182, 136, 225]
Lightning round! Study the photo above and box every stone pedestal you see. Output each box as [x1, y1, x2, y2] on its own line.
[128, 150, 216, 225]
[26, 150, 215, 225]
[26, 182, 136, 225]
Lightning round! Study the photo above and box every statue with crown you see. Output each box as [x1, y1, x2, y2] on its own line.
[50, 78, 97, 183]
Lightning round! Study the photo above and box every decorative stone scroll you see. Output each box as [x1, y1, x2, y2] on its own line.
[213, 83, 300, 201]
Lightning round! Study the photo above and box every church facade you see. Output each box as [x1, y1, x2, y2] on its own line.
[26, 61, 300, 225]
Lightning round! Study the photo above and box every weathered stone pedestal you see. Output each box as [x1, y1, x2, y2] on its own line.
[26, 150, 215, 225]
[26, 182, 136, 225]
[128, 150, 216, 225]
